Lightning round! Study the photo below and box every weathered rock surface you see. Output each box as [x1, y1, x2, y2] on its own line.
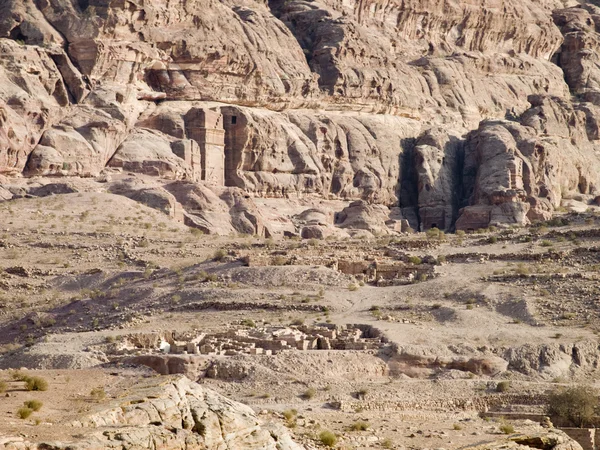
[0, 375, 304, 450]
[463, 430, 583, 450]
[2, 0, 600, 230]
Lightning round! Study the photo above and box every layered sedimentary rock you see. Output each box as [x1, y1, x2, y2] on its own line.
[0, 376, 303, 450]
[2, 0, 600, 231]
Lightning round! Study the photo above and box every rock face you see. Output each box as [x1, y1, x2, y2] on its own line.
[463, 430, 583, 450]
[0, 376, 303, 450]
[2, 0, 600, 230]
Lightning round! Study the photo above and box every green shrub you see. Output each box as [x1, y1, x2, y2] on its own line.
[11, 371, 28, 381]
[213, 249, 227, 261]
[283, 409, 298, 421]
[382, 438, 393, 449]
[547, 385, 598, 427]
[24, 376, 48, 392]
[24, 400, 43, 411]
[499, 423, 514, 434]
[272, 255, 287, 265]
[426, 227, 440, 240]
[496, 381, 511, 393]
[350, 421, 369, 431]
[319, 430, 337, 447]
[302, 387, 316, 400]
[189, 228, 204, 236]
[17, 407, 33, 419]
[540, 240, 553, 247]
[408, 256, 422, 265]
[241, 319, 256, 328]
[90, 387, 106, 401]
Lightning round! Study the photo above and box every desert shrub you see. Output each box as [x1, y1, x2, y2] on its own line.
[11, 371, 28, 381]
[189, 228, 204, 236]
[488, 236, 498, 244]
[355, 388, 368, 400]
[290, 318, 304, 326]
[17, 407, 33, 419]
[437, 255, 446, 264]
[206, 273, 218, 282]
[272, 255, 287, 265]
[496, 381, 511, 393]
[24, 376, 48, 391]
[90, 387, 106, 401]
[319, 430, 337, 447]
[302, 387, 316, 400]
[540, 240, 553, 247]
[514, 263, 531, 275]
[453, 423, 463, 430]
[196, 270, 209, 281]
[213, 249, 227, 261]
[431, 303, 442, 310]
[499, 423, 514, 434]
[241, 319, 256, 328]
[348, 283, 359, 291]
[0, 381, 6, 393]
[408, 256, 422, 265]
[547, 385, 599, 427]
[426, 227, 440, 240]
[350, 421, 369, 431]
[382, 438, 394, 449]
[283, 409, 298, 422]
[24, 400, 43, 411]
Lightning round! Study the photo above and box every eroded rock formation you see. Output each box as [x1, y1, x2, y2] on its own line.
[2, 0, 600, 231]
[0, 375, 303, 450]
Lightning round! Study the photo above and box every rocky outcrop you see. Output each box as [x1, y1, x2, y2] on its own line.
[0, 376, 303, 450]
[165, 181, 273, 237]
[503, 340, 600, 379]
[457, 96, 600, 229]
[463, 430, 583, 450]
[2, 0, 600, 231]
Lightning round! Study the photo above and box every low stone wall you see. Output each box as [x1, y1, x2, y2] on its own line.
[560, 428, 595, 450]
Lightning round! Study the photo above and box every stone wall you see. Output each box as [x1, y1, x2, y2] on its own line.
[559, 428, 595, 450]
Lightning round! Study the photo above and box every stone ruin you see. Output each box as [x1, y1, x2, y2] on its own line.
[243, 254, 438, 286]
[116, 324, 386, 358]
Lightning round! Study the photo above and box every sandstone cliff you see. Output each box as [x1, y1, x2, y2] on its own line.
[2, 0, 600, 231]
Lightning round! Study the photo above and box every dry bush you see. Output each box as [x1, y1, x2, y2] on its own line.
[24, 376, 48, 391]
[547, 385, 599, 427]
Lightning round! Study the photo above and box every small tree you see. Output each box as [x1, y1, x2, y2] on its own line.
[547, 385, 599, 427]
